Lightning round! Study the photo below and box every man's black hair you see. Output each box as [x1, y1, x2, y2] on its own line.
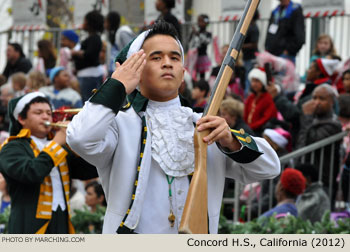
[162, 0, 175, 9]
[85, 10, 104, 33]
[85, 181, 107, 207]
[18, 96, 52, 120]
[193, 79, 210, 97]
[8, 43, 25, 58]
[145, 20, 179, 41]
[106, 11, 121, 45]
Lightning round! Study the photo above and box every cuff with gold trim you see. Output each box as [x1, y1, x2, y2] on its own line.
[42, 141, 68, 167]
[217, 128, 263, 164]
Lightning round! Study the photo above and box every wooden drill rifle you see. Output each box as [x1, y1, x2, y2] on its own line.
[179, 0, 261, 234]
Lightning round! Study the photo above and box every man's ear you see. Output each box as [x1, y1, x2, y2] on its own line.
[181, 67, 185, 83]
[17, 115, 25, 127]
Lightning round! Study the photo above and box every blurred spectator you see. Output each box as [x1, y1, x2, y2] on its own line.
[265, 0, 305, 64]
[298, 84, 342, 205]
[39, 66, 83, 109]
[0, 75, 6, 87]
[188, 14, 212, 80]
[72, 10, 104, 102]
[338, 94, 350, 203]
[69, 181, 86, 216]
[0, 104, 9, 133]
[0, 172, 10, 214]
[0, 84, 13, 132]
[342, 70, 350, 94]
[242, 10, 259, 97]
[210, 44, 245, 99]
[310, 34, 337, 63]
[36, 39, 57, 76]
[99, 41, 108, 81]
[104, 11, 135, 76]
[155, 0, 181, 41]
[179, 70, 193, 105]
[301, 35, 338, 83]
[85, 181, 106, 213]
[11, 72, 27, 97]
[58, 29, 80, 77]
[260, 168, 306, 218]
[219, 98, 254, 135]
[1, 43, 32, 82]
[0, 84, 14, 110]
[266, 59, 340, 145]
[263, 127, 292, 156]
[296, 163, 330, 223]
[191, 79, 209, 112]
[25, 71, 47, 93]
[244, 68, 277, 135]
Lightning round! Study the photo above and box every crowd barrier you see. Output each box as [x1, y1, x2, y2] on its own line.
[223, 130, 349, 224]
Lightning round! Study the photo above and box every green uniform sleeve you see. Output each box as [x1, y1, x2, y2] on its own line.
[0, 139, 55, 184]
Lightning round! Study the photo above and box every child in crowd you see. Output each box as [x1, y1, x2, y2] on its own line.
[85, 181, 107, 213]
[59, 29, 80, 77]
[310, 34, 337, 63]
[342, 70, 350, 93]
[191, 79, 210, 112]
[244, 68, 277, 136]
[219, 98, 254, 136]
[189, 14, 212, 80]
[301, 34, 338, 83]
[210, 44, 245, 99]
[36, 39, 57, 76]
[11, 72, 27, 97]
[71, 10, 104, 102]
[39, 66, 82, 109]
[25, 71, 47, 93]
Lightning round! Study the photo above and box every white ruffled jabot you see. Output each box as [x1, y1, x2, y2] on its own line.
[146, 97, 195, 177]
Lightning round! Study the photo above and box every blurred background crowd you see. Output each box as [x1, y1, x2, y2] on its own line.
[1, 0, 350, 232]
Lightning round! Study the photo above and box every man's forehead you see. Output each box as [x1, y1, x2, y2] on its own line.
[142, 35, 181, 52]
[30, 102, 51, 109]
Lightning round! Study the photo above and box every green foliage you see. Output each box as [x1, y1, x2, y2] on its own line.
[219, 211, 350, 234]
[71, 205, 106, 234]
[0, 207, 10, 233]
[0, 206, 106, 234]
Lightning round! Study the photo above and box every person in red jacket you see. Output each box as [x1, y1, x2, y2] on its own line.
[244, 68, 277, 135]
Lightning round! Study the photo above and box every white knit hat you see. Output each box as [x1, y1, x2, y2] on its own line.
[13, 92, 46, 120]
[248, 68, 267, 86]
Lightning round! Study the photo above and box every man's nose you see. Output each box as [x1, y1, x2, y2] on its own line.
[162, 56, 172, 68]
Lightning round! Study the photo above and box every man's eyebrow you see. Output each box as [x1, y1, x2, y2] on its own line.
[149, 50, 182, 57]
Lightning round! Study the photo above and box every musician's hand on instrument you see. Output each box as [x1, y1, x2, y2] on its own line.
[111, 50, 146, 94]
[196, 115, 240, 151]
[52, 121, 70, 146]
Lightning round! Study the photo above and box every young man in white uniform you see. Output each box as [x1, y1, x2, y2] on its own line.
[67, 21, 280, 234]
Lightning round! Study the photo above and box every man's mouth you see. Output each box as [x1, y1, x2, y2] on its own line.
[161, 73, 174, 78]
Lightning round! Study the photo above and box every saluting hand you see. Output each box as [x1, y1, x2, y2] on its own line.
[111, 50, 146, 94]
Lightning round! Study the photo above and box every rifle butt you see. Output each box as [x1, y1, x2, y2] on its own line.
[179, 129, 209, 234]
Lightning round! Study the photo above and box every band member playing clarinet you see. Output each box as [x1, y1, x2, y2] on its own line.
[0, 92, 97, 234]
[67, 21, 280, 234]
